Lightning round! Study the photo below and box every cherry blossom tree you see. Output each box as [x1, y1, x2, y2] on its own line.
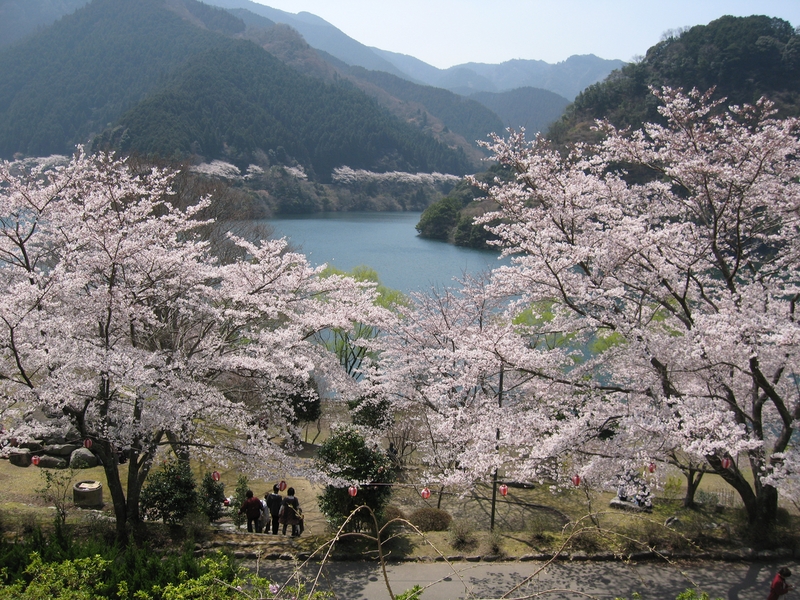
[473, 88, 800, 525]
[0, 150, 392, 538]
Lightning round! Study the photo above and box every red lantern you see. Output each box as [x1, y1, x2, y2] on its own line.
[83, 438, 92, 449]
[721, 457, 732, 470]
[420, 487, 431, 500]
[499, 484, 508, 496]
[279, 480, 287, 491]
[31, 455, 40, 466]
[212, 471, 221, 482]
[648, 462, 656, 473]
[571, 474, 581, 487]
[348, 485, 358, 497]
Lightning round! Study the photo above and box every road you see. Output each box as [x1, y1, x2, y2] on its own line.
[251, 558, 800, 600]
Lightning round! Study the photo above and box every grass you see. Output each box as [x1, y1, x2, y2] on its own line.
[2, 456, 798, 561]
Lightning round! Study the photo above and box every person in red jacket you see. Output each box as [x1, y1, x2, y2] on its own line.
[238, 490, 263, 533]
[768, 567, 793, 600]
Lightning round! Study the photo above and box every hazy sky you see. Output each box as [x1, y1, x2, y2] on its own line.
[247, 0, 800, 68]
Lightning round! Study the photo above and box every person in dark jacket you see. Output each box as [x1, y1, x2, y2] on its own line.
[238, 490, 263, 533]
[279, 487, 302, 537]
[265, 484, 282, 534]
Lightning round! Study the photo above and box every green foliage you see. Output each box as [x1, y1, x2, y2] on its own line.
[36, 468, 76, 527]
[348, 392, 393, 429]
[231, 476, 249, 528]
[550, 15, 800, 145]
[0, 552, 110, 600]
[409, 507, 452, 532]
[315, 426, 396, 531]
[0, 527, 205, 598]
[199, 472, 226, 523]
[416, 165, 509, 247]
[140, 459, 198, 525]
[395, 585, 424, 600]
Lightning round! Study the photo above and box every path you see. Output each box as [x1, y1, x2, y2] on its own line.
[249, 558, 800, 600]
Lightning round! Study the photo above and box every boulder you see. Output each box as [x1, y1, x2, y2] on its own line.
[37, 454, 68, 469]
[19, 440, 44, 452]
[43, 443, 80, 456]
[8, 449, 32, 467]
[70, 447, 98, 469]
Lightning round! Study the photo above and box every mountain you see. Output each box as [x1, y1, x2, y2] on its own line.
[0, 0, 240, 157]
[469, 87, 570, 133]
[0, 0, 472, 178]
[372, 49, 625, 100]
[549, 15, 800, 144]
[0, 0, 90, 49]
[205, 0, 409, 77]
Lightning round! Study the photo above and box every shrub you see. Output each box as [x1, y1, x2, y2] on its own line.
[199, 472, 226, 522]
[315, 426, 396, 532]
[483, 529, 505, 556]
[231, 475, 249, 529]
[140, 459, 198, 524]
[448, 519, 477, 550]
[409, 507, 451, 532]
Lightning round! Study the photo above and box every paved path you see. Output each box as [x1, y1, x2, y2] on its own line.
[251, 559, 800, 600]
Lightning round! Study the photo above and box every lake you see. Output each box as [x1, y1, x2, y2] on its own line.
[267, 212, 507, 294]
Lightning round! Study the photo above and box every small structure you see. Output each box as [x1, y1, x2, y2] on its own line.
[73, 480, 103, 508]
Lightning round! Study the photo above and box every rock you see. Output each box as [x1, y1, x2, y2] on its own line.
[8, 449, 32, 467]
[69, 447, 98, 468]
[19, 440, 44, 452]
[43, 444, 80, 456]
[38, 455, 68, 469]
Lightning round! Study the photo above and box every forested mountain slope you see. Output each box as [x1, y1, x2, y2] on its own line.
[0, 0, 240, 157]
[0, 0, 472, 179]
[549, 15, 800, 144]
[102, 41, 472, 179]
[469, 87, 570, 133]
[422, 14, 800, 248]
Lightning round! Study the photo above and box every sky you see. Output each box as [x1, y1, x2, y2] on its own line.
[246, 0, 800, 68]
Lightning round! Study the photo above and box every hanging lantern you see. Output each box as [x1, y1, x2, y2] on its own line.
[721, 457, 732, 470]
[31, 455, 40, 466]
[571, 474, 581, 487]
[212, 471, 221, 482]
[348, 485, 358, 497]
[83, 438, 92, 449]
[279, 480, 287, 492]
[420, 487, 431, 500]
[648, 462, 656, 473]
[499, 484, 508, 496]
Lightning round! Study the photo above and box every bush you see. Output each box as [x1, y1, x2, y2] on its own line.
[448, 519, 477, 550]
[199, 472, 226, 522]
[409, 507, 451, 532]
[315, 426, 396, 532]
[483, 530, 505, 556]
[140, 459, 198, 525]
[231, 475, 249, 529]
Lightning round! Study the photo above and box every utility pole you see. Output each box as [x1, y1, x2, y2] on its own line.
[490, 363, 504, 531]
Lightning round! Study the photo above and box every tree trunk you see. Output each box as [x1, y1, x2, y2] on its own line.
[682, 468, 703, 508]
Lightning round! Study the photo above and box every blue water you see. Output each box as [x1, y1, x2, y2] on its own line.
[267, 212, 507, 294]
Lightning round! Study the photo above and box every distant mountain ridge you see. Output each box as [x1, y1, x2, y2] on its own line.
[0, 0, 622, 103]
[371, 50, 625, 101]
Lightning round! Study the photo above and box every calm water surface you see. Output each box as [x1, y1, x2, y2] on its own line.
[267, 212, 507, 294]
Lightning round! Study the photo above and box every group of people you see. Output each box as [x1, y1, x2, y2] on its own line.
[238, 485, 303, 536]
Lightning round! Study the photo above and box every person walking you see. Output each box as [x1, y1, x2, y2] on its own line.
[265, 484, 282, 534]
[238, 490, 264, 533]
[279, 487, 303, 537]
[768, 567, 794, 600]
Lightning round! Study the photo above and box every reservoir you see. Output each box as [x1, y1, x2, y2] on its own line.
[267, 212, 507, 294]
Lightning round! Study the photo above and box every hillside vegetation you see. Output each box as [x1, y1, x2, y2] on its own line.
[549, 15, 800, 144]
[0, 0, 472, 180]
[421, 14, 800, 248]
